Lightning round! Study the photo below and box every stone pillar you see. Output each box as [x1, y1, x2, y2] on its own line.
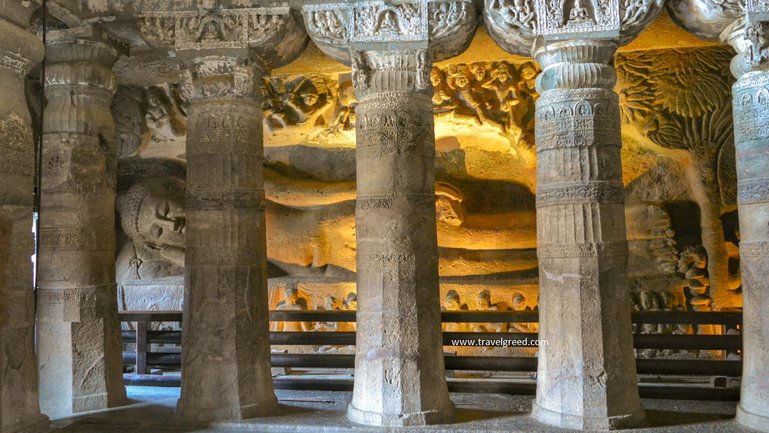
[530, 39, 644, 431]
[138, 6, 308, 422]
[36, 27, 127, 418]
[0, 3, 49, 431]
[302, 1, 478, 426]
[347, 49, 453, 426]
[724, 18, 769, 433]
[174, 53, 276, 422]
[484, 0, 666, 430]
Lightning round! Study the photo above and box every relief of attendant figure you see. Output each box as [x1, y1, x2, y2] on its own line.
[442, 289, 469, 332]
[273, 286, 313, 332]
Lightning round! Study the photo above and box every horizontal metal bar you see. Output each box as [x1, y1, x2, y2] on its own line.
[120, 374, 739, 401]
[632, 311, 742, 325]
[119, 310, 743, 325]
[636, 359, 741, 376]
[633, 334, 741, 350]
[269, 310, 356, 322]
[120, 330, 743, 350]
[120, 311, 183, 322]
[123, 352, 742, 377]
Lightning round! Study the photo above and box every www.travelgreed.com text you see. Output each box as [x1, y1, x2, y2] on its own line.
[448, 337, 549, 347]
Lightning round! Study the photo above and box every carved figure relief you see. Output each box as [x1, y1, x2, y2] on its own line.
[617, 47, 739, 309]
[254, 60, 538, 146]
[272, 285, 313, 332]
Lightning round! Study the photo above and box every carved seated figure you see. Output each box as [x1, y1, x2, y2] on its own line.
[474, 289, 505, 333]
[273, 286, 313, 332]
[567, 0, 592, 23]
[508, 291, 533, 333]
[116, 176, 186, 286]
[315, 294, 342, 332]
[442, 289, 469, 332]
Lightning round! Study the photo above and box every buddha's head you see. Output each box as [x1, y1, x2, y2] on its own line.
[117, 176, 186, 249]
[285, 286, 300, 304]
[445, 289, 462, 310]
[511, 292, 526, 311]
[477, 289, 492, 308]
[325, 295, 340, 310]
[344, 292, 358, 310]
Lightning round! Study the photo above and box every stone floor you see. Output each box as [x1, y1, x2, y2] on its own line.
[47, 386, 755, 433]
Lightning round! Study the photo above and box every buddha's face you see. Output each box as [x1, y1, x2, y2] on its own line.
[512, 295, 525, 311]
[445, 296, 461, 310]
[137, 193, 185, 248]
[285, 288, 299, 303]
[326, 296, 339, 309]
[477, 292, 491, 308]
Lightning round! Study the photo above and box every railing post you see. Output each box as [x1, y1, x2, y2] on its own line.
[136, 320, 148, 375]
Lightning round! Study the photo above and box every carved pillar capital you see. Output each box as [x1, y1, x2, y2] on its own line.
[45, 26, 125, 110]
[484, 0, 664, 55]
[303, 0, 479, 65]
[350, 48, 433, 99]
[723, 16, 769, 77]
[139, 7, 308, 73]
[177, 54, 262, 103]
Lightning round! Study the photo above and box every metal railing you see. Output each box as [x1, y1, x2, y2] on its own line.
[120, 309, 743, 399]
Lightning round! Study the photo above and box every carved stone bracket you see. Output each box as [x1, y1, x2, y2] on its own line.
[303, 0, 479, 64]
[139, 7, 308, 72]
[485, 0, 665, 55]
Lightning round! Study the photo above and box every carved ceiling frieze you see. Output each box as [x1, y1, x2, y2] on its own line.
[303, 0, 479, 64]
[139, 7, 291, 51]
[485, 0, 664, 55]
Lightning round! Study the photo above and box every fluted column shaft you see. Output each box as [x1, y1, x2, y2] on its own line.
[725, 20, 769, 432]
[175, 52, 276, 422]
[348, 49, 453, 427]
[37, 32, 126, 418]
[0, 5, 48, 431]
[531, 40, 644, 430]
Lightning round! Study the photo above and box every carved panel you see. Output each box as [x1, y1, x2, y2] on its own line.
[140, 8, 290, 51]
[536, 0, 621, 37]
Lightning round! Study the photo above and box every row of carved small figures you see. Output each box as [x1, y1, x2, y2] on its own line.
[260, 60, 539, 135]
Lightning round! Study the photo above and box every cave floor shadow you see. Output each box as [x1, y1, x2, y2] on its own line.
[50, 387, 750, 433]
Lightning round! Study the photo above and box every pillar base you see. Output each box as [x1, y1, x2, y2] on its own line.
[736, 404, 769, 432]
[347, 401, 454, 427]
[177, 396, 278, 423]
[2, 414, 49, 433]
[531, 400, 645, 431]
